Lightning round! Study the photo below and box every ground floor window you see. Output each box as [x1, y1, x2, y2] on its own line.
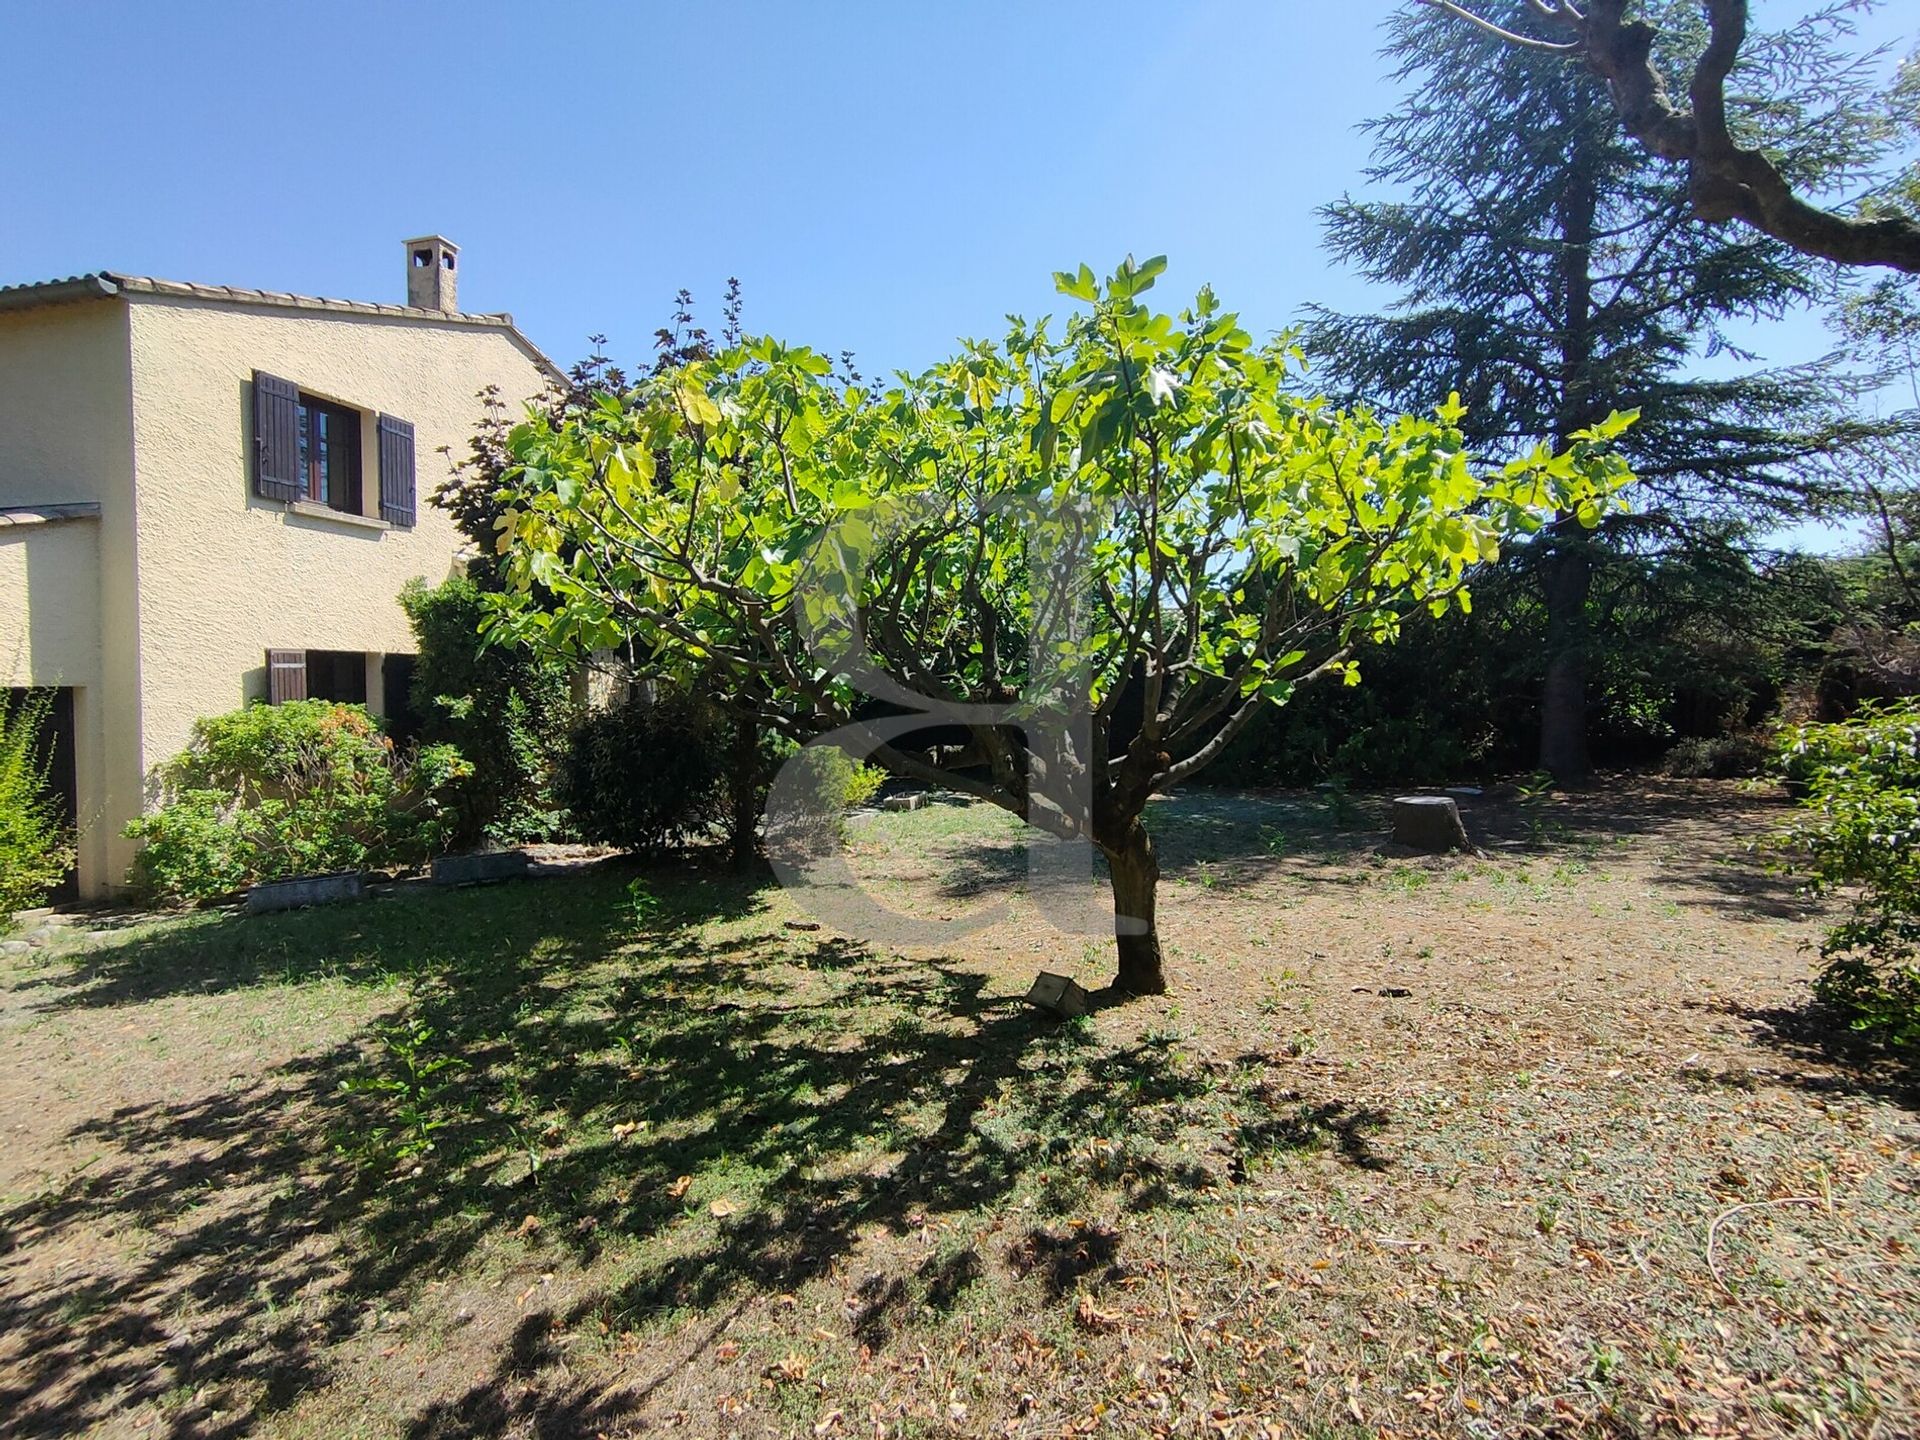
[305, 651, 368, 704]
[381, 653, 418, 742]
[266, 650, 368, 706]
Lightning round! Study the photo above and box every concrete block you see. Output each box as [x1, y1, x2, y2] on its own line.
[431, 850, 532, 886]
[245, 872, 367, 914]
[883, 793, 925, 812]
[1023, 971, 1090, 1019]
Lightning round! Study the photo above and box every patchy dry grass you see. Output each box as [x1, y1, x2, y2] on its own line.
[1, 779, 1916, 1439]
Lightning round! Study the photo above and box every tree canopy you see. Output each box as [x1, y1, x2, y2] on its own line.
[486, 259, 1633, 993]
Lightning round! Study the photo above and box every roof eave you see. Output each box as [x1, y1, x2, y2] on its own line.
[0, 270, 565, 384]
[0, 273, 122, 315]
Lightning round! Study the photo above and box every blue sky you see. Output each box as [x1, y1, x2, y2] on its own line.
[4, 1, 1912, 546]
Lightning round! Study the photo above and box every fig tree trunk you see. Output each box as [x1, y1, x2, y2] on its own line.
[1103, 822, 1167, 995]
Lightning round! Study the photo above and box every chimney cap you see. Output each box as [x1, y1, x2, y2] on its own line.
[403, 235, 460, 312]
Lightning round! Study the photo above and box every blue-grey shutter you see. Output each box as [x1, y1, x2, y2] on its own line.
[377, 414, 416, 527]
[252, 372, 302, 502]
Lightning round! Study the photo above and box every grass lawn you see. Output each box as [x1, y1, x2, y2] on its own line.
[2, 780, 1916, 1439]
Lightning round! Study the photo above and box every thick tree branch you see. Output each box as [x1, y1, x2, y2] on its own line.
[1159, 646, 1355, 789]
[1415, 0, 1920, 272]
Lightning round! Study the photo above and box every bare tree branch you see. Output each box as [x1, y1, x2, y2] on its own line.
[1422, 0, 1582, 51]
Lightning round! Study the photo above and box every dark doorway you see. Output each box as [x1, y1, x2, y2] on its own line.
[382, 653, 419, 743]
[3, 687, 78, 904]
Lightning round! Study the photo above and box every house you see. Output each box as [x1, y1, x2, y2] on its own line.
[0, 238, 560, 899]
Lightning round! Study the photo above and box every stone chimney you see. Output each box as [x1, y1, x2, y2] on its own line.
[403, 235, 459, 313]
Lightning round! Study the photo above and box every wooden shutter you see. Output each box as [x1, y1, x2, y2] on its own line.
[267, 649, 307, 704]
[252, 373, 303, 502]
[377, 414, 416, 527]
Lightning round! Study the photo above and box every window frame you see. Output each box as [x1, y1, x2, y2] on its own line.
[296, 393, 364, 515]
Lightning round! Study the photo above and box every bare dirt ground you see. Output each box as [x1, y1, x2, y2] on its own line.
[2, 779, 1915, 1439]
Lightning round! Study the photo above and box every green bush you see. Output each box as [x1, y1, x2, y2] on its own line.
[845, 760, 887, 809]
[127, 702, 470, 904]
[1771, 701, 1920, 1053]
[764, 740, 888, 854]
[0, 691, 75, 924]
[787, 742, 885, 805]
[1661, 731, 1772, 779]
[400, 576, 576, 847]
[557, 689, 730, 854]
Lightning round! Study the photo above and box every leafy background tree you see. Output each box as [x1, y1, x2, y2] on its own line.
[1301, 0, 1889, 781]
[1215, 536, 1850, 785]
[1830, 190, 1920, 651]
[432, 286, 772, 865]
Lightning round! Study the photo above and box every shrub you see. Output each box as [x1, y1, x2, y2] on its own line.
[0, 691, 74, 924]
[558, 689, 729, 853]
[764, 740, 888, 853]
[847, 762, 886, 809]
[1661, 731, 1772, 779]
[127, 702, 470, 904]
[1771, 700, 1920, 1053]
[822, 749, 887, 810]
[400, 576, 576, 847]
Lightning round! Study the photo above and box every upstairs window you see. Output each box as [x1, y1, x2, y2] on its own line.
[297, 395, 361, 512]
[252, 371, 415, 526]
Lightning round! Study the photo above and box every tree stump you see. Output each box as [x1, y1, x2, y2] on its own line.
[1390, 795, 1471, 853]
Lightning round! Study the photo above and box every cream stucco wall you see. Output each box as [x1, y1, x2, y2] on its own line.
[0, 521, 103, 683]
[122, 295, 550, 862]
[0, 301, 138, 897]
[1, 290, 550, 898]
[0, 521, 116, 895]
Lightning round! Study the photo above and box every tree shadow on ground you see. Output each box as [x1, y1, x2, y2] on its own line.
[932, 841, 1030, 899]
[1, 864, 1380, 1439]
[1139, 780, 1795, 904]
[1462, 778, 1815, 923]
[15, 860, 768, 1014]
[1148, 792, 1377, 891]
[1230, 1096, 1393, 1174]
[1709, 995, 1920, 1110]
[918, 791, 1379, 903]
[0, 868, 653, 1438]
